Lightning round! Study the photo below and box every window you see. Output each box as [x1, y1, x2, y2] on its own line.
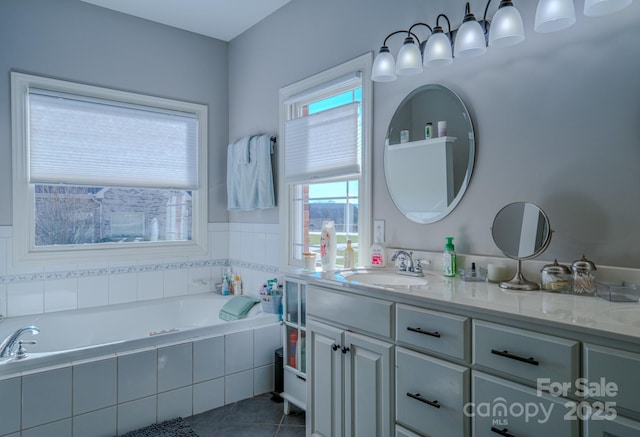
[279, 54, 372, 268]
[11, 72, 208, 263]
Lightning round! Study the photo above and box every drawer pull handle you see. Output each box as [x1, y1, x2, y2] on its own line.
[407, 326, 441, 338]
[342, 346, 350, 354]
[491, 427, 516, 437]
[491, 349, 539, 366]
[332, 344, 340, 351]
[406, 392, 441, 409]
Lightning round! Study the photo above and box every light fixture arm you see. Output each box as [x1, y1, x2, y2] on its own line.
[435, 14, 452, 34]
[407, 22, 433, 46]
[381, 30, 419, 48]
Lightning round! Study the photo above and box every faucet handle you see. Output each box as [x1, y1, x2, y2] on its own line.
[414, 259, 430, 273]
[16, 340, 36, 359]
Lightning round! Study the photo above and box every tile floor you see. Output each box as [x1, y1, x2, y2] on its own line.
[185, 393, 306, 437]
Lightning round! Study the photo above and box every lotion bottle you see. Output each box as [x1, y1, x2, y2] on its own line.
[233, 274, 243, 295]
[443, 237, 457, 277]
[343, 239, 355, 269]
[320, 220, 337, 271]
[370, 222, 386, 267]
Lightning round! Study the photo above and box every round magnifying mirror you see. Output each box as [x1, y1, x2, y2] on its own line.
[384, 84, 475, 224]
[492, 202, 552, 290]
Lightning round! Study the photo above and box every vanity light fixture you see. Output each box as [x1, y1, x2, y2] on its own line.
[487, 0, 525, 48]
[371, 0, 634, 82]
[423, 15, 453, 66]
[396, 23, 433, 75]
[535, 0, 576, 33]
[454, 3, 487, 58]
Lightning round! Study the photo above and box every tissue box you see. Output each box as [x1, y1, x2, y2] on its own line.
[596, 282, 640, 302]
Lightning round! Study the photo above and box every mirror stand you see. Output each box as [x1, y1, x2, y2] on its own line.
[492, 202, 552, 292]
[500, 259, 539, 291]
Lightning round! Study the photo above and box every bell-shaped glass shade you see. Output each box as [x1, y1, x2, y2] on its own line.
[423, 31, 453, 67]
[396, 37, 423, 75]
[584, 0, 632, 16]
[454, 20, 487, 58]
[489, 5, 525, 47]
[535, 0, 576, 33]
[371, 47, 397, 82]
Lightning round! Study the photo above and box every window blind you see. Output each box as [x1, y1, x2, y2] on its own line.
[28, 90, 199, 189]
[284, 101, 360, 183]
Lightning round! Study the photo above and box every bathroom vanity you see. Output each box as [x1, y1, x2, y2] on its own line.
[288, 269, 640, 437]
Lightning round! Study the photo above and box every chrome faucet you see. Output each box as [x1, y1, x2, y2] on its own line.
[0, 326, 40, 358]
[390, 250, 424, 277]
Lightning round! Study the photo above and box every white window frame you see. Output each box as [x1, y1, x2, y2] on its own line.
[11, 72, 209, 264]
[278, 53, 373, 269]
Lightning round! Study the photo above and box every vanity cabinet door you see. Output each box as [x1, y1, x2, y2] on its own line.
[584, 343, 640, 416]
[472, 372, 579, 437]
[396, 347, 470, 437]
[344, 331, 393, 437]
[473, 320, 579, 386]
[308, 319, 343, 437]
[396, 304, 470, 361]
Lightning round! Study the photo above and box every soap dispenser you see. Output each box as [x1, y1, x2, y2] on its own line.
[443, 237, 457, 277]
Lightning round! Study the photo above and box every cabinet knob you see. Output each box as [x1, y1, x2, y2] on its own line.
[332, 344, 340, 351]
[491, 427, 516, 437]
[342, 346, 350, 354]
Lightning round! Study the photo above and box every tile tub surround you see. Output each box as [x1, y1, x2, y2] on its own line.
[0, 323, 282, 436]
[0, 223, 280, 318]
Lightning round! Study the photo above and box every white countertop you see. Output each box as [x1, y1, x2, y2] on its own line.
[289, 268, 640, 344]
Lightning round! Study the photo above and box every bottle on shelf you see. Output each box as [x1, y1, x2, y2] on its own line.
[343, 239, 355, 269]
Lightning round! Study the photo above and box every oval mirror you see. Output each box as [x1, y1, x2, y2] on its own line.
[384, 84, 475, 224]
[492, 202, 552, 291]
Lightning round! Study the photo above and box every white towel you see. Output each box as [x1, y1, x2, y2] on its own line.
[233, 136, 250, 164]
[227, 135, 275, 211]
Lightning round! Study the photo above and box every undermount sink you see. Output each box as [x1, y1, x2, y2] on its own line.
[338, 270, 429, 287]
[602, 306, 640, 328]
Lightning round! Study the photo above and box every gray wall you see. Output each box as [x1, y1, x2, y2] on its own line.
[229, 0, 640, 268]
[0, 0, 229, 224]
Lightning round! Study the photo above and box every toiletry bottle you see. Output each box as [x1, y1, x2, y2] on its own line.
[320, 220, 337, 271]
[343, 239, 355, 269]
[221, 274, 230, 295]
[443, 237, 457, 277]
[370, 223, 386, 267]
[233, 274, 243, 295]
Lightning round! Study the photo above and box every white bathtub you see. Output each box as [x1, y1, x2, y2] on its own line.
[0, 293, 277, 376]
[0, 293, 282, 436]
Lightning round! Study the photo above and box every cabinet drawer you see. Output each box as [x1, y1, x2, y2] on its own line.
[307, 285, 392, 338]
[395, 424, 422, 437]
[283, 369, 306, 408]
[584, 413, 640, 437]
[396, 304, 470, 361]
[472, 371, 579, 437]
[473, 320, 579, 385]
[396, 347, 470, 437]
[584, 343, 640, 415]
